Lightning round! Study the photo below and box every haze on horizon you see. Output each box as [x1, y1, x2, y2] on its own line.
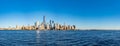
[0, 0, 120, 30]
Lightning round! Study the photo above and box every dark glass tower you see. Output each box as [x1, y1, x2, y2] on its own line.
[43, 16, 47, 29]
[43, 16, 46, 24]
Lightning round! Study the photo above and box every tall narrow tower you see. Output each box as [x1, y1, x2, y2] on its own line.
[43, 16, 46, 24]
[43, 16, 47, 29]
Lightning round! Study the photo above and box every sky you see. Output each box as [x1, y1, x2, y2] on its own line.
[0, 0, 120, 29]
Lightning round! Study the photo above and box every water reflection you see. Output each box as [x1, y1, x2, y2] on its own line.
[1, 30, 120, 46]
[36, 30, 40, 46]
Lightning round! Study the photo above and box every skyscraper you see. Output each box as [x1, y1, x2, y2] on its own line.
[43, 16, 46, 24]
[40, 16, 47, 30]
[49, 20, 52, 30]
[35, 21, 40, 28]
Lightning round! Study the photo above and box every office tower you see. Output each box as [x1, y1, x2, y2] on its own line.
[49, 20, 52, 30]
[16, 25, 18, 30]
[51, 21, 55, 30]
[53, 23, 55, 30]
[68, 25, 71, 30]
[55, 23, 60, 30]
[46, 23, 50, 30]
[73, 25, 76, 30]
[63, 23, 66, 30]
[52, 21, 54, 23]
[35, 21, 40, 28]
[43, 16, 47, 29]
[40, 23, 45, 30]
[43, 16, 46, 24]
[21, 25, 25, 30]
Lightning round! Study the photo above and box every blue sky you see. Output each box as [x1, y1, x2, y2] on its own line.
[0, 0, 120, 29]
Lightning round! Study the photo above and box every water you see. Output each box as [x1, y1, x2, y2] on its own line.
[0, 30, 120, 46]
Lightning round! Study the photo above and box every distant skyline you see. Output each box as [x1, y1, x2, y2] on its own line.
[0, 0, 120, 29]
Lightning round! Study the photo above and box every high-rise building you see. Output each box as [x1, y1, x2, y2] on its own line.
[49, 20, 52, 30]
[51, 21, 55, 30]
[46, 23, 50, 30]
[42, 16, 47, 29]
[55, 23, 60, 30]
[43, 16, 46, 24]
[73, 25, 76, 30]
[35, 21, 40, 28]
[67, 25, 71, 30]
[40, 23, 45, 30]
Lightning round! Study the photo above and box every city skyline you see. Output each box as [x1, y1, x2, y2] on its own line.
[0, 16, 76, 30]
[0, 0, 120, 29]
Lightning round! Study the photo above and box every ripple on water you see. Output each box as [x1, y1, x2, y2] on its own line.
[0, 30, 120, 46]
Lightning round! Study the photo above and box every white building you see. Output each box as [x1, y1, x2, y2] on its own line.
[35, 21, 40, 28]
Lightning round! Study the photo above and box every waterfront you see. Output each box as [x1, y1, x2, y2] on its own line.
[0, 16, 76, 30]
[0, 30, 120, 46]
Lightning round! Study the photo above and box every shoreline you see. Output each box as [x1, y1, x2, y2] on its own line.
[0, 30, 120, 31]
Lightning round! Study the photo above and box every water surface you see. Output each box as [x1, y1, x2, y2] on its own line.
[0, 30, 120, 46]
